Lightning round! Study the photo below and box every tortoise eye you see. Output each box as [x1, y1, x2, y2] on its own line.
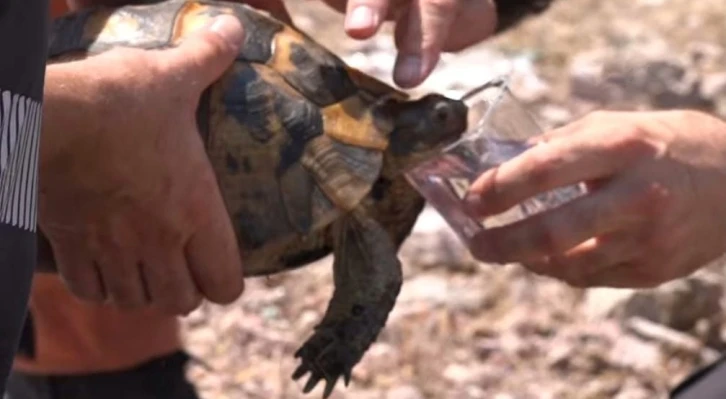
[434, 103, 451, 123]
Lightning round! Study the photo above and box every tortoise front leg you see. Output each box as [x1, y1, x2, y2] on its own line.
[292, 208, 402, 398]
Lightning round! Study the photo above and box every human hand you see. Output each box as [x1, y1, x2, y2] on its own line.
[39, 15, 245, 314]
[462, 110, 726, 289]
[320, 0, 497, 88]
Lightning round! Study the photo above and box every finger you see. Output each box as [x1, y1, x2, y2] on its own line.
[96, 252, 148, 308]
[141, 250, 202, 315]
[161, 14, 245, 90]
[468, 177, 652, 263]
[524, 231, 644, 285]
[55, 250, 106, 302]
[463, 131, 650, 218]
[344, 0, 389, 39]
[392, 0, 458, 88]
[184, 187, 244, 305]
[49, 237, 106, 301]
[525, 119, 587, 146]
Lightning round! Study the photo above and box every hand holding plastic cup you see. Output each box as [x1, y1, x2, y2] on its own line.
[404, 76, 586, 252]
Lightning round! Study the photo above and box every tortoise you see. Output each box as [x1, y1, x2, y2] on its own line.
[39, 0, 471, 396]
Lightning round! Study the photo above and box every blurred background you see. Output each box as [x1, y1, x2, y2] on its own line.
[181, 0, 726, 397]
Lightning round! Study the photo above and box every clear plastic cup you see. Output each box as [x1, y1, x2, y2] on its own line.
[404, 75, 586, 247]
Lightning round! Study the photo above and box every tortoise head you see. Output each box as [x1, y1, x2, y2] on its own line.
[382, 93, 468, 166]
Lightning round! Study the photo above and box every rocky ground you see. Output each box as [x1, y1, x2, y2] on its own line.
[181, 0, 726, 398]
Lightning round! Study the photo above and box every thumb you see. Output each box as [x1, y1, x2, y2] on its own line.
[162, 14, 245, 88]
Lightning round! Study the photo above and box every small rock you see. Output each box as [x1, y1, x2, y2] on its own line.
[354, 343, 402, 382]
[401, 207, 475, 271]
[510, 70, 551, 103]
[348, 391, 384, 399]
[546, 339, 575, 370]
[582, 271, 724, 340]
[443, 363, 479, 385]
[580, 377, 623, 398]
[688, 41, 724, 65]
[386, 385, 424, 399]
[701, 72, 726, 99]
[613, 378, 654, 399]
[568, 50, 625, 103]
[397, 275, 449, 304]
[608, 335, 662, 372]
[447, 290, 490, 312]
[296, 310, 320, 333]
[582, 288, 660, 322]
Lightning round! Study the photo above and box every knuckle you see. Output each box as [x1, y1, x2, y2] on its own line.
[608, 128, 659, 160]
[631, 181, 672, 214]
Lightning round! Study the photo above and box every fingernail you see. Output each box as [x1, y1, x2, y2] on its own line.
[394, 55, 422, 87]
[208, 15, 245, 48]
[346, 6, 376, 31]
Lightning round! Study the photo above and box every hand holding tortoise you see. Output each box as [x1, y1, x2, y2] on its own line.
[39, 16, 246, 314]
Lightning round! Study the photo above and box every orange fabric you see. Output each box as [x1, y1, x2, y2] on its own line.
[13, 274, 182, 375]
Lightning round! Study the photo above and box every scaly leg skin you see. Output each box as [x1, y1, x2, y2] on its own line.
[291, 208, 402, 398]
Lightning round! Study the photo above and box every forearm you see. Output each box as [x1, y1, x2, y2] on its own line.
[493, 0, 557, 33]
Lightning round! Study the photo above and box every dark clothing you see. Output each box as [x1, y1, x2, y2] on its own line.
[670, 354, 726, 398]
[493, 0, 555, 33]
[5, 351, 201, 399]
[0, 0, 49, 394]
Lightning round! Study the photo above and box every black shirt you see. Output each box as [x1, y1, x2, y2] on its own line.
[0, 0, 49, 393]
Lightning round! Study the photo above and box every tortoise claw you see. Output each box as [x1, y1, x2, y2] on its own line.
[343, 370, 351, 387]
[292, 327, 361, 398]
[323, 376, 339, 399]
[303, 374, 321, 394]
[292, 364, 308, 380]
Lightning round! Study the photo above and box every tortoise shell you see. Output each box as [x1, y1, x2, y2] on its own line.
[43, 1, 469, 397]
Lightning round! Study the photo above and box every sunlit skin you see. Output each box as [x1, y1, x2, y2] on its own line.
[41, 13, 247, 314]
[464, 110, 726, 289]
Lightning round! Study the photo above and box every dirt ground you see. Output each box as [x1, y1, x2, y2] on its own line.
[180, 0, 726, 398]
